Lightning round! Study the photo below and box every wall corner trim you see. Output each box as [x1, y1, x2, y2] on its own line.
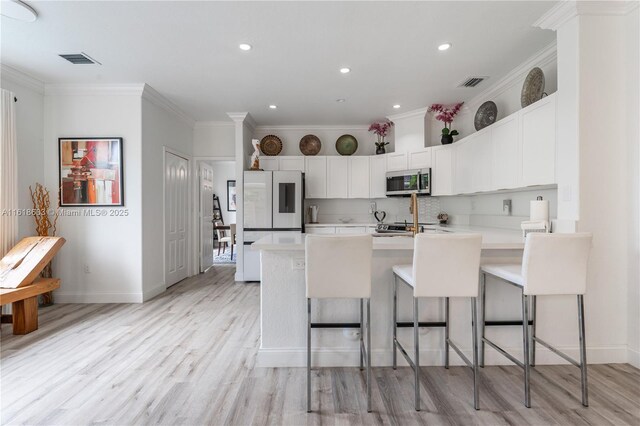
[141, 83, 196, 128]
[44, 83, 145, 97]
[0, 64, 45, 94]
[227, 112, 257, 130]
[534, 0, 636, 30]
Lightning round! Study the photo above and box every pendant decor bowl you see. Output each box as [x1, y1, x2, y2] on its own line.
[299, 134, 321, 156]
[335, 134, 358, 156]
[521, 67, 545, 108]
[259, 135, 283, 156]
[474, 101, 498, 130]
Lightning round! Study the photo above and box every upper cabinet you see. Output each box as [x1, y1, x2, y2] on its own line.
[326, 156, 349, 198]
[348, 156, 370, 198]
[491, 113, 521, 190]
[408, 148, 432, 169]
[260, 157, 279, 171]
[305, 156, 327, 199]
[386, 152, 407, 172]
[369, 155, 387, 199]
[521, 94, 556, 186]
[278, 156, 305, 172]
[431, 145, 454, 196]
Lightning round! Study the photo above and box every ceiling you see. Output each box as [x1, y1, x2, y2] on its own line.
[1, 1, 556, 125]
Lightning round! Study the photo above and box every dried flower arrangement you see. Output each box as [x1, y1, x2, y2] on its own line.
[29, 183, 60, 306]
[368, 120, 394, 153]
[428, 102, 464, 141]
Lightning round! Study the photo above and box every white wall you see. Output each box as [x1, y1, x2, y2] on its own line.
[253, 125, 391, 157]
[141, 91, 194, 300]
[0, 67, 44, 240]
[193, 121, 235, 157]
[44, 86, 144, 303]
[205, 160, 236, 224]
[625, 7, 639, 368]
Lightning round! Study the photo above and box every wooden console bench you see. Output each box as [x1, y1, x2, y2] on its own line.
[0, 236, 65, 335]
[0, 278, 60, 334]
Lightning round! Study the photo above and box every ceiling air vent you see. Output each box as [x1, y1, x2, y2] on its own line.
[59, 53, 101, 65]
[458, 76, 487, 88]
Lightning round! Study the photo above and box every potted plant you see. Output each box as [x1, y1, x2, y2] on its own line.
[428, 102, 464, 144]
[368, 120, 394, 154]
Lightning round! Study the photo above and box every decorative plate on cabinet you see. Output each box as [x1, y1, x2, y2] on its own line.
[299, 134, 321, 156]
[474, 101, 497, 130]
[521, 67, 545, 107]
[335, 134, 358, 156]
[259, 135, 283, 156]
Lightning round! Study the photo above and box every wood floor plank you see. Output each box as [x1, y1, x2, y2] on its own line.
[1, 265, 638, 426]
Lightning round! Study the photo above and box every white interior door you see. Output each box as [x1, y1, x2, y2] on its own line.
[199, 162, 214, 272]
[165, 152, 189, 286]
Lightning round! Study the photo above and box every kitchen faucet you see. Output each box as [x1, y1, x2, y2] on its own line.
[408, 192, 420, 236]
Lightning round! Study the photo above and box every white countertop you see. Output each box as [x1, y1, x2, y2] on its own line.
[252, 225, 525, 251]
[305, 223, 376, 227]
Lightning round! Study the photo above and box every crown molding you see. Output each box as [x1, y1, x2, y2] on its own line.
[1, 64, 45, 94]
[194, 120, 234, 128]
[254, 124, 370, 131]
[387, 107, 429, 121]
[141, 84, 195, 128]
[44, 83, 145, 97]
[534, 1, 636, 30]
[227, 112, 257, 130]
[465, 42, 557, 110]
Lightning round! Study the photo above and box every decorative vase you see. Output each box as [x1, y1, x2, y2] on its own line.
[376, 145, 386, 155]
[441, 134, 454, 145]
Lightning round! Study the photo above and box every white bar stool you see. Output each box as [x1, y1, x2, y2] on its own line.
[480, 232, 592, 408]
[392, 233, 482, 411]
[305, 234, 373, 413]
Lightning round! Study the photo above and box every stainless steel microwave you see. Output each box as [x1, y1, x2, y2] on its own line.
[385, 168, 431, 196]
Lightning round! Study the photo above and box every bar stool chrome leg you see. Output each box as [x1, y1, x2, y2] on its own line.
[480, 273, 486, 368]
[360, 299, 364, 371]
[578, 295, 589, 407]
[393, 276, 398, 370]
[367, 298, 372, 412]
[307, 298, 312, 413]
[531, 296, 537, 367]
[471, 297, 480, 410]
[414, 297, 420, 411]
[444, 297, 450, 369]
[521, 293, 531, 408]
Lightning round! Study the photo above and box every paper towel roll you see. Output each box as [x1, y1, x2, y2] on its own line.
[530, 199, 549, 221]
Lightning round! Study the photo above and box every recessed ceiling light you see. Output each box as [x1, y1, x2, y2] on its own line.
[268, 104, 277, 109]
[438, 43, 452, 51]
[336, 98, 346, 103]
[239, 43, 252, 51]
[393, 104, 401, 109]
[339, 67, 351, 74]
[1, 0, 38, 22]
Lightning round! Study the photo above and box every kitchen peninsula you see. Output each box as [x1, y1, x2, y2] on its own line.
[252, 225, 531, 368]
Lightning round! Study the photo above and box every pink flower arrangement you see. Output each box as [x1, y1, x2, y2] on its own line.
[428, 102, 464, 137]
[368, 120, 394, 145]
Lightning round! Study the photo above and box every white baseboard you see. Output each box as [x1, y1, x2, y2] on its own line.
[628, 347, 640, 368]
[53, 292, 144, 304]
[143, 283, 166, 301]
[257, 345, 629, 368]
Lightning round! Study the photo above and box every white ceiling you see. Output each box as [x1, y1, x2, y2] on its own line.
[1, 1, 556, 125]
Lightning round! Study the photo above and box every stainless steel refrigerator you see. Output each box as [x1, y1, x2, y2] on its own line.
[243, 170, 304, 281]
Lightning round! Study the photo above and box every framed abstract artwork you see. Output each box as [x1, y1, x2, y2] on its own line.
[58, 137, 124, 206]
[227, 180, 236, 211]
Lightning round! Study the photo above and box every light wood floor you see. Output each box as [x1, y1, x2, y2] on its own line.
[2, 266, 639, 425]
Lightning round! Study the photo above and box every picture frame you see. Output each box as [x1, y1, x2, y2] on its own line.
[58, 137, 124, 206]
[227, 180, 236, 211]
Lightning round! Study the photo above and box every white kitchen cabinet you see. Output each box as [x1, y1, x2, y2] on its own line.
[305, 156, 327, 199]
[491, 114, 521, 190]
[326, 156, 349, 198]
[348, 157, 370, 199]
[431, 145, 454, 196]
[470, 128, 492, 193]
[305, 226, 335, 234]
[454, 138, 473, 194]
[278, 156, 305, 172]
[521, 94, 556, 186]
[335, 226, 368, 234]
[386, 152, 408, 172]
[369, 154, 387, 199]
[260, 157, 279, 171]
[408, 147, 432, 169]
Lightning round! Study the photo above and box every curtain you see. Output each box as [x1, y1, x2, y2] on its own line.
[0, 89, 18, 258]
